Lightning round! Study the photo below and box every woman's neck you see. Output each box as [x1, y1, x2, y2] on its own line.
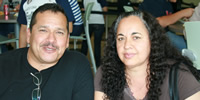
[125, 64, 149, 79]
[125, 65, 149, 100]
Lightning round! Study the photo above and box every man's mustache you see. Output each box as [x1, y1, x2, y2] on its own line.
[41, 42, 58, 49]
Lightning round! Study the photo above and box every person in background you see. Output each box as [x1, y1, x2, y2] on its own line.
[94, 11, 200, 100]
[117, 0, 132, 12]
[189, 2, 200, 21]
[0, 0, 20, 52]
[68, 0, 84, 36]
[81, 0, 108, 67]
[139, 0, 194, 51]
[183, 2, 200, 39]
[0, 3, 94, 100]
[0, 0, 4, 9]
[17, 0, 74, 48]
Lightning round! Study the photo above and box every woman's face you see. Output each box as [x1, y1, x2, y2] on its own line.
[116, 16, 151, 69]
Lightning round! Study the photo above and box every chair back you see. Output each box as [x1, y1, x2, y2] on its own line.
[68, 2, 96, 73]
[183, 21, 200, 69]
[84, 2, 97, 73]
[84, 2, 94, 25]
[123, 6, 134, 12]
[0, 35, 17, 54]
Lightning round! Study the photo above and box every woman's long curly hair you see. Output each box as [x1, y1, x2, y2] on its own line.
[100, 10, 200, 100]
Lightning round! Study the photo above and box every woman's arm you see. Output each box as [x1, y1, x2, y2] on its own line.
[186, 91, 200, 100]
[95, 91, 105, 100]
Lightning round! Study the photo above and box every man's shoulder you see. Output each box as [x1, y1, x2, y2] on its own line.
[0, 48, 28, 70]
[0, 48, 27, 60]
[62, 50, 89, 62]
[55, 50, 92, 76]
[57, 50, 90, 69]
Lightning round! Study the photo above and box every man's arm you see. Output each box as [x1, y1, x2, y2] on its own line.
[17, 0, 27, 48]
[56, 0, 74, 33]
[102, 6, 107, 20]
[19, 24, 27, 48]
[72, 59, 94, 100]
[69, 22, 73, 33]
[102, 6, 108, 12]
[0, 0, 2, 7]
[157, 8, 194, 28]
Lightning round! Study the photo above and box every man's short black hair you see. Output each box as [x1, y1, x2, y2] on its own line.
[29, 3, 69, 32]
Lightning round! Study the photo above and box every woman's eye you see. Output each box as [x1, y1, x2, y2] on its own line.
[133, 36, 141, 40]
[117, 37, 124, 41]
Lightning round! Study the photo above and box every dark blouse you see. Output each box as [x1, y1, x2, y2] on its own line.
[95, 64, 200, 100]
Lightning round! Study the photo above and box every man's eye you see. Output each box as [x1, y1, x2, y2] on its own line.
[39, 29, 47, 32]
[56, 31, 64, 34]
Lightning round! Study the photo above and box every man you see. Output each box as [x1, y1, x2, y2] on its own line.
[17, 0, 74, 48]
[189, 2, 200, 21]
[139, 0, 194, 51]
[117, 0, 132, 12]
[0, 3, 94, 100]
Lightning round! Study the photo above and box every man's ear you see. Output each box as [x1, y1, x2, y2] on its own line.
[65, 33, 70, 49]
[27, 28, 31, 44]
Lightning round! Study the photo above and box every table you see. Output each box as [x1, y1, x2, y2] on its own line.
[168, 21, 184, 35]
[0, 14, 19, 54]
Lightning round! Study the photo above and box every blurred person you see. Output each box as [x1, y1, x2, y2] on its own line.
[0, 0, 20, 52]
[139, 0, 194, 51]
[94, 11, 200, 100]
[0, 3, 94, 100]
[189, 2, 200, 21]
[17, 0, 75, 48]
[117, 0, 132, 12]
[81, 0, 108, 67]
[183, 2, 200, 39]
[68, 0, 84, 36]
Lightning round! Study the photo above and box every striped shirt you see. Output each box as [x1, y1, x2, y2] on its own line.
[68, 0, 83, 25]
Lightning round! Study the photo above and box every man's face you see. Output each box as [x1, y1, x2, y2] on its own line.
[27, 11, 69, 68]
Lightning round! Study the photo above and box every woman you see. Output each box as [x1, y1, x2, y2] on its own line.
[94, 10, 200, 100]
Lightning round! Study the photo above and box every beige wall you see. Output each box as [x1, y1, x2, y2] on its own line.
[184, 0, 199, 5]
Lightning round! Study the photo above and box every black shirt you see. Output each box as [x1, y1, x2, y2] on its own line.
[0, 48, 94, 100]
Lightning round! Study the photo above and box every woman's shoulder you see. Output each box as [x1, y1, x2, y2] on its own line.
[94, 66, 103, 92]
[159, 60, 200, 100]
[161, 59, 200, 99]
[177, 64, 200, 99]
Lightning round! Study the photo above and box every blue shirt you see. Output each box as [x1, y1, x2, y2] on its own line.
[17, 0, 74, 25]
[82, 0, 107, 8]
[68, 0, 83, 25]
[139, 0, 174, 17]
[97, 0, 107, 8]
